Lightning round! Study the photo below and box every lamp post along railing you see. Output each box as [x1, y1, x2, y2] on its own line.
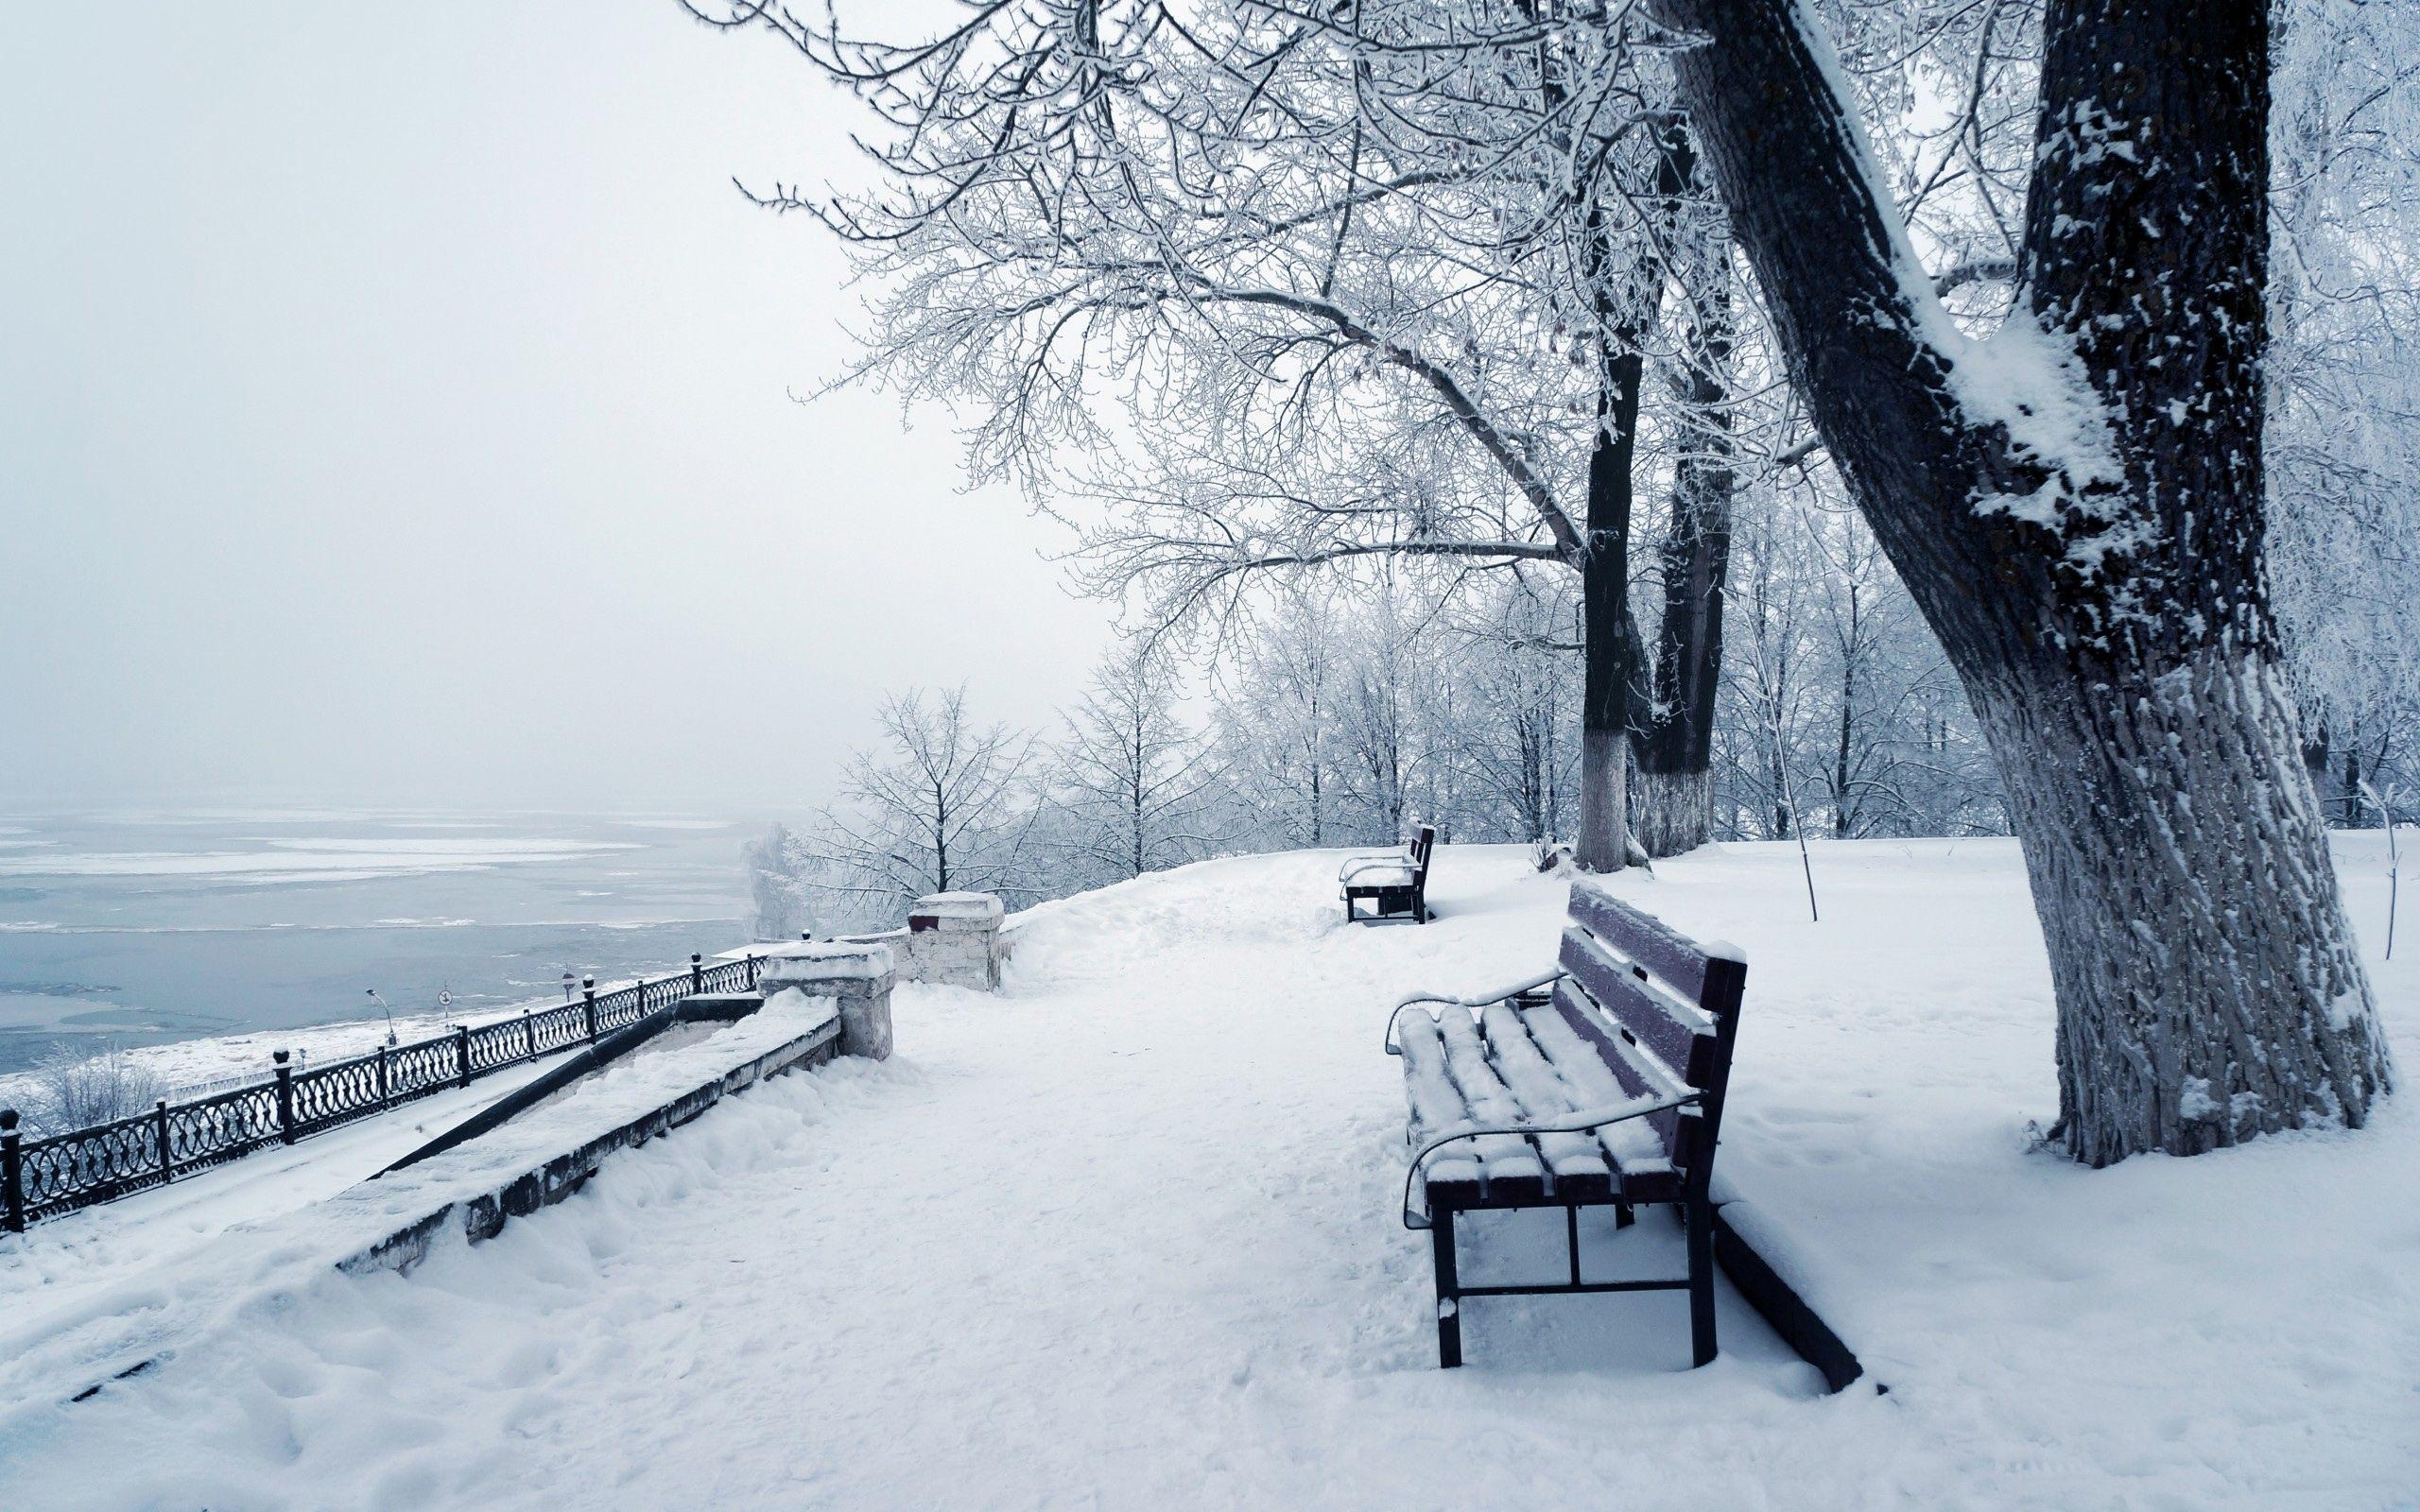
[272, 1051, 297, 1145]
[3, 1109, 25, 1233]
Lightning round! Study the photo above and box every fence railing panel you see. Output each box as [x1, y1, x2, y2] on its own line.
[164, 1084, 282, 1178]
[291, 1056, 385, 1136]
[465, 1021, 522, 1074]
[389, 1040, 456, 1100]
[1, 947, 761, 1232]
[21, 1110, 167, 1219]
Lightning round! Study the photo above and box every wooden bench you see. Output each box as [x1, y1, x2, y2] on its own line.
[1385, 878, 1747, 1367]
[1340, 824, 1435, 924]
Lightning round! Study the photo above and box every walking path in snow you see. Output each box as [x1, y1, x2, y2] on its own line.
[3, 839, 2416, 1510]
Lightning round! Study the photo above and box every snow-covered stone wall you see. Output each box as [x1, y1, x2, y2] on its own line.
[892, 892, 1004, 991]
[756, 941, 896, 1059]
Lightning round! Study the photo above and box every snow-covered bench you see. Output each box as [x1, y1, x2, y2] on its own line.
[1386, 878, 1747, 1368]
[1340, 824, 1435, 924]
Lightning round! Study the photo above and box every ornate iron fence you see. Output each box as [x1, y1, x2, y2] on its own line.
[0, 952, 764, 1232]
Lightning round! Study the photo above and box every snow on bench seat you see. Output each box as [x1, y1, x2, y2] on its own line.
[1395, 1002, 1678, 1206]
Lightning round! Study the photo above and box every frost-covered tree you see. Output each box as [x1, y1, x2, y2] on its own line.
[1656, 0, 2392, 1160]
[744, 823, 818, 941]
[1211, 585, 1347, 850]
[686, 0, 1760, 874]
[1444, 576, 1583, 845]
[24, 1042, 162, 1138]
[2266, 0, 2420, 832]
[792, 686, 1041, 928]
[1046, 643, 1225, 885]
[1717, 530, 2002, 844]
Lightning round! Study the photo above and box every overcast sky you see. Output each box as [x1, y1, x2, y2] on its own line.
[0, 2, 1114, 818]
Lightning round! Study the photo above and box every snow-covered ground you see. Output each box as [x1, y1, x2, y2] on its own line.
[0, 1048, 584, 1338]
[2, 837, 2415, 1510]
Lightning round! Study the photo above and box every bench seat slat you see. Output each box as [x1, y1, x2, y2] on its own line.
[1394, 1012, 1483, 1194]
[1472, 1003, 1617, 1201]
[1540, 982, 1685, 1176]
[1470, 1003, 1614, 1188]
[1430, 1010, 1549, 1201]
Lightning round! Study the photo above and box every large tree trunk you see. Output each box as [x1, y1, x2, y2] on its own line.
[1574, 344, 1642, 873]
[1573, 197, 1650, 873]
[1658, 0, 2391, 1160]
[1631, 386, 1731, 856]
[1633, 140, 1735, 859]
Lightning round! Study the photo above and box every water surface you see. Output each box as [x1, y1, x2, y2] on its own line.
[0, 808, 755, 1078]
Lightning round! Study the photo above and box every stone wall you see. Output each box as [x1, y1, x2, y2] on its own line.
[890, 892, 1005, 991]
[754, 941, 896, 1060]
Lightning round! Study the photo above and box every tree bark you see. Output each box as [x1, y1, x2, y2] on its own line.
[1656, 0, 2392, 1160]
[1633, 765, 1714, 857]
[1633, 138, 1735, 859]
[1573, 217, 1651, 872]
[1832, 583, 1858, 838]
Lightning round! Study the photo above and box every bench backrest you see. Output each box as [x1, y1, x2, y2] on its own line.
[1547, 879, 1746, 1188]
[1407, 824, 1435, 881]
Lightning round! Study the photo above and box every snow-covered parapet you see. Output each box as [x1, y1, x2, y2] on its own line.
[897, 891, 1005, 991]
[757, 941, 895, 1060]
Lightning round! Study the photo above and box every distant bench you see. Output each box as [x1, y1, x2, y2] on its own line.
[1386, 878, 1747, 1368]
[1340, 824, 1435, 925]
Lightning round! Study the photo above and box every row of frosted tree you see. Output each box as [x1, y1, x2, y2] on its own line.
[702, 0, 2420, 1163]
[755, 477, 2025, 937]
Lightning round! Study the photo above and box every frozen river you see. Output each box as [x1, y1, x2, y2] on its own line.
[0, 808, 759, 1079]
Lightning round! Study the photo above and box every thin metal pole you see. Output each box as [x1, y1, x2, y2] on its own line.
[273, 1051, 296, 1145]
[3, 1108, 26, 1231]
[2361, 779, 2399, 961]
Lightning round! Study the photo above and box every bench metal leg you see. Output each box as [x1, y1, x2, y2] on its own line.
[1431, 1206, 1462, 1368]
[1685, 1197, 1717, 1367]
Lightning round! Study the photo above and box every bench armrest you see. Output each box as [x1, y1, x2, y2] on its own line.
[1385, 970, 1564, 1055]
[1401, 1091, 1703, 1228]
[1338, 851, 1411, 884]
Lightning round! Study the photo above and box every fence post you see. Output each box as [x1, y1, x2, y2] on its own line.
[155, 1099, 173, 1184]
[583, 977, 597, 1040]
[523, 1009, 536, 1060]
[377, 1043, 390, 1109]
[691, 953, 704, 995]
[747, 953, 759, 990]
[456, 1025, 473, 1088]
[2, 1109, 25, 1233]
[273, 1051, 296, 1145]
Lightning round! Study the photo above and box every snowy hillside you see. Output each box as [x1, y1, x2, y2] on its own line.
[2, 838, 2415, 1509]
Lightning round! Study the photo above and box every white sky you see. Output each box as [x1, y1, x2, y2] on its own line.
[0, 2, 1114, 816]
